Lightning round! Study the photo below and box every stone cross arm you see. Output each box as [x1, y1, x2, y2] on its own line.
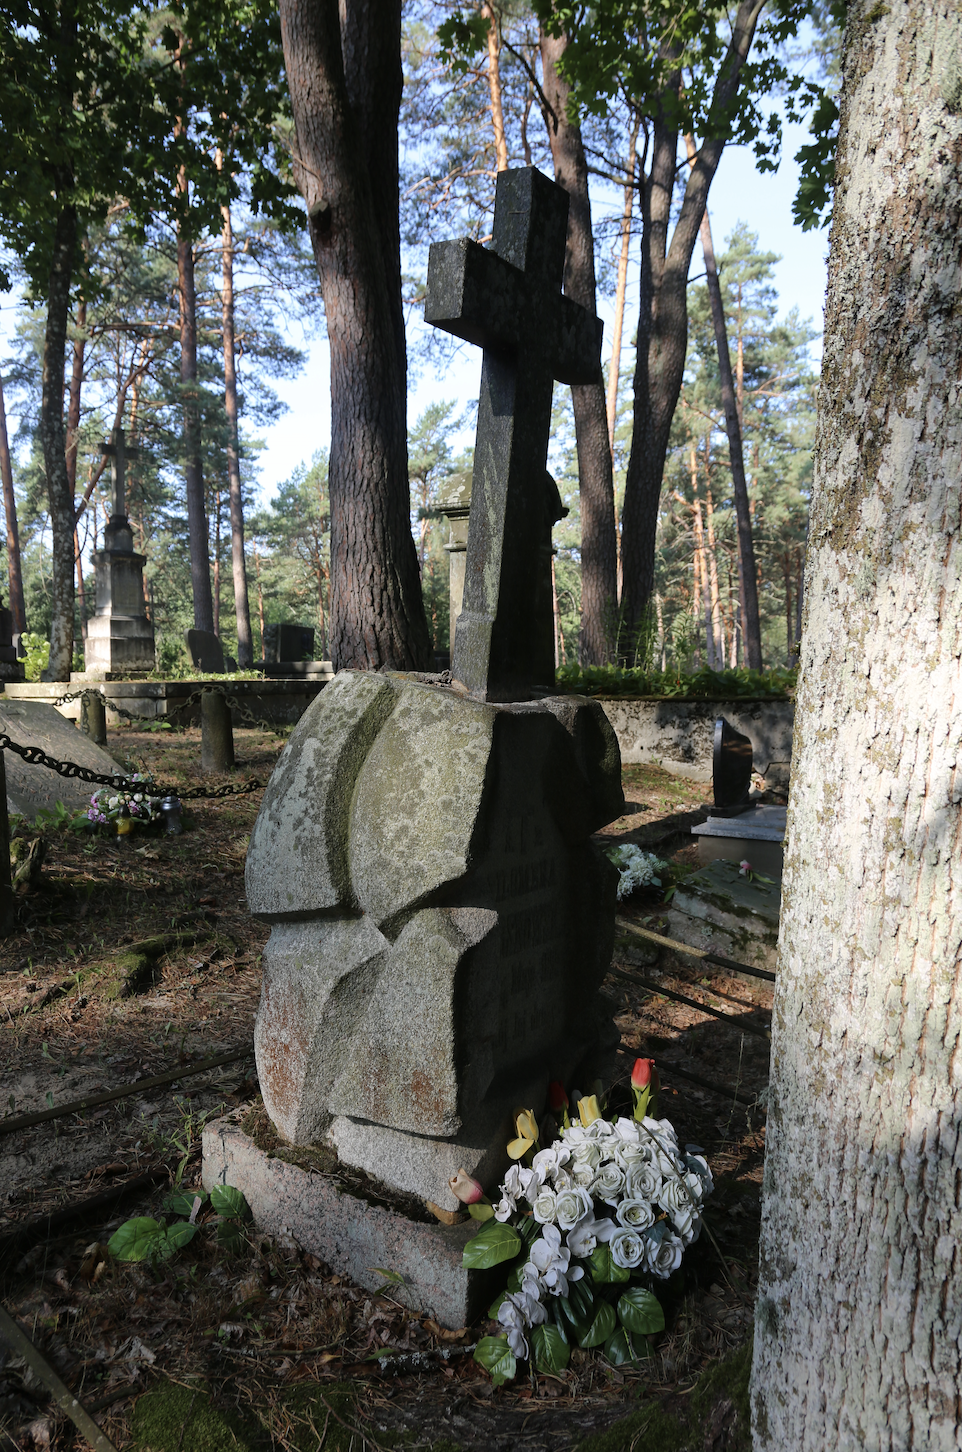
[425, 237, 602, 387]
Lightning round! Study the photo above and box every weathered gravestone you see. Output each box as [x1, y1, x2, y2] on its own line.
[84, 428, 156, 675]
[0, 699, 122, 818]
[185, 628, 236, 674]
[211, 168, 624, 1321]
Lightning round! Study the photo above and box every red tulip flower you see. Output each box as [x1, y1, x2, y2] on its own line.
[631, 1058, 655, 1090]
[547, 1081, 569, 1112]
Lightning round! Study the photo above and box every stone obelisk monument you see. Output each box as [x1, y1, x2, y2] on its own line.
[84, 427, 155, 675]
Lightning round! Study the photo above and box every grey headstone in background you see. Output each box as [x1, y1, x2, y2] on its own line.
[245, 670, 624, 1211]
[425, 167, 603, 702]
[0, 699, 121, 818]
[185, 628, 236, 674]
[262, 623, 316, 663]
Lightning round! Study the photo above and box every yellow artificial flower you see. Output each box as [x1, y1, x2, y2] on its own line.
[506, 1107, 539, 1160]
[577, 1094, 602, 1127]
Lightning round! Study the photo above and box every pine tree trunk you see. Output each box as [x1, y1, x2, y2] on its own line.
[178, 208, 215, 635]
[278, 0, 431, 671]
[540, 28, 618, 666]
[0, 372, 26, 634]
[751, 3, 962, 1445]
[618, 0, 765, 653]
[40, 204, 77, 681]
[483, 2, 508, 172]
[65, 300, 86, 621]
[606, 114, 640, 455]
[220, 197, 254, 666]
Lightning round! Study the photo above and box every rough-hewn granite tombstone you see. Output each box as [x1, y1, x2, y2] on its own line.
[241, 167, 622, 1216]
[245, 670, 623, 1209]
[84, 428, 155, 675]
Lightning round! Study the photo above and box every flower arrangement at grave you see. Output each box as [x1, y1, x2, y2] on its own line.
[604, 843, 669, 900]
[87, 772, 162, 834]
[453, 1059, 712, 1385]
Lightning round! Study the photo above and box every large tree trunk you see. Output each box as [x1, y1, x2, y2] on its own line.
[0, 372, 26, 634]
[178, 205, 215, 635]
[40, 203, 77, 681]
[751, 3, 962, 1446]
[65, 299, 86, 622]
[221, 196, 254, 667]
[618, 0, 765, 653]
[278, 0, 431, 671]
[539, 28, 618, 666]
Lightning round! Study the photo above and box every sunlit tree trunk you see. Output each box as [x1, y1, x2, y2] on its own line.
[752, 3, 962, 1445]
[40, 203, 78, 680]
[65, 299, 86, 622]
[0, 372, 26, 634]
[482, 2, 508, 172]
[219, 186, 254, 667]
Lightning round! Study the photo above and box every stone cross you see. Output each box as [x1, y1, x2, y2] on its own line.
[101, 426, 138, 521]
[425, 166, 602, 702]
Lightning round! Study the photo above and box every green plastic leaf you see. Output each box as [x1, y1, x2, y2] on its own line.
[578, 1299, 617, 1349]
[488, 1290, 509, 1320]
[506, 1263, 525, 1292]
[163, 1190, 207, 1218]
[588, 1244, 630, 1284]
[531, 1323, 571, 1375]
[210, 1184, 248, 1219]
[557, 1296, 588, 1335]
[462, 1220, 521, 1270]
[468, 1202, 495, 1221]
[617, 1286, 666, 1336]
[215, 1220, 245, 1254]
[604, 1327, 639, 1366]
[108, 1217, 167, 1262]
[473, 1334, 517, 1386]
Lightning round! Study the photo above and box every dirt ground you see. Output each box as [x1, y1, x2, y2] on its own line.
[0, 726, 773, 1451]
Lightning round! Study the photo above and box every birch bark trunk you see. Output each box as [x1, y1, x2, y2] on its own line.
[751, 3, 962, 1446]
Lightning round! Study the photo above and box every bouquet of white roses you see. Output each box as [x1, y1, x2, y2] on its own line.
[452, 1060, 712, 1384]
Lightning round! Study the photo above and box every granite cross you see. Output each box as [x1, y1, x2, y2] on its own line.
[425, 166, 602, 702]
[101, 426, 138, 521]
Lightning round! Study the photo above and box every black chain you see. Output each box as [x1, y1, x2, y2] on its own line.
[54, 684, 289, 738]
[0, 732, 263, 800]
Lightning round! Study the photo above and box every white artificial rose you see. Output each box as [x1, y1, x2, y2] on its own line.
[590, 1161, 626, 1206]
[554, 1186, 593, 1232]
[532, 1186, 558, 1224]
[645, 1229, 684, 1278]
[615, 1197, 656, 1232]
[625, 1162, 661, 1201]
[609, 1228, 646, 1270]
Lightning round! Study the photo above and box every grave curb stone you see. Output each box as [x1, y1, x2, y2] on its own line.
[202, 1111, 497, 1330]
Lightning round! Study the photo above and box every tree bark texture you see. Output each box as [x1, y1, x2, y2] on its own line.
[178, 215, 215, 636]
[221, 199, 254, 667]
[40, 204, 77, 680]
[0, 372, 26, 634]
[751, 4, 962, 1447]
[279, 0, 431, 671]
[65, 300, 86, 620]
[618, 0, 765, 656]
[540, 29, 618, 666]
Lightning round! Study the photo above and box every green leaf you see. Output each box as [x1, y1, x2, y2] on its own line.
[604, 1327, 640, 1367]
[210, 1184, 248, 1219]
[588, 1245, 630, 1284]
[473, 1334, 517, 1386]
[488, 1290, 509, 1320]
[506, 1263, 525, 1292]
[108, 1217, 167, 1262]
[462, 1220, 521, 1269]
[530, 1323, 571, 1375]
[371, 1267, 405, 1284]
[166, 1221, 199, 1253]
[468, 1202, 495, 1221]
[577, 1299, 617, 1349]
[215, 1220, 245, 1254]
[163, 1190, 207, 1218]
[617, 1286, 666, 1336]
[557, 1296, 587, 1335]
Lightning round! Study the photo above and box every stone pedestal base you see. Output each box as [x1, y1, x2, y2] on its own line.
[84, 613, 155, 674]
[663, 859, 780, 975]
[202, 1110, 496, 1329]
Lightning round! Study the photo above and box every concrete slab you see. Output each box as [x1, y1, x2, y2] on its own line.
[692, 804, 786, 875]
[0, 698, 123, 819]
[664, 859, 780, 974]
[202, 1110, 500, 1330]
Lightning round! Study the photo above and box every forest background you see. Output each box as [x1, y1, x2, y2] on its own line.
[0, 0, 834, 679]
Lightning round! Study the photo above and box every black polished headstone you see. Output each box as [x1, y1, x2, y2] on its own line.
[710, 717, 754, 817]
[425, 166, 603, 702]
